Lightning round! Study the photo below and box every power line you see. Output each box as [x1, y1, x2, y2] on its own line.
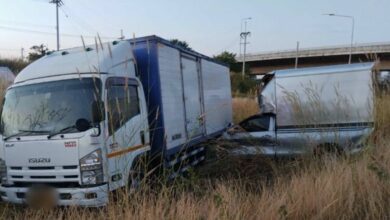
[61, 3, 98, 35]
[30, 0, 52, 3]
[217, 36, 241, 54]
[0, 19, 55, 29]
[0, 48, 21, 51]
[0, 25, 117, 40]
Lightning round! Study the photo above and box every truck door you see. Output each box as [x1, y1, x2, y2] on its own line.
[181, 56, 204, 139]
[105, 77, 148, 190]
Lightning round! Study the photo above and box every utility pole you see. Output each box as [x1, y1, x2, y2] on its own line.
[295, 41, 299, 69]
[21, 48, 24, 61]
[119, 29, 125, 40]
[50, 0, 63, 51]
[240, 17, 251, 77]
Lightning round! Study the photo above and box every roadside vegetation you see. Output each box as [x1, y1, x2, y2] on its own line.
[0, 58, 29, 75]
[232, 97, 258, 123]
[0, 94, 387, 219]
[0, 44, 51, 75]
[0, 52, 388, 219]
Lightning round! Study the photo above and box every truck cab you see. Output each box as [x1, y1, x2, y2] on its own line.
[0, 41, 150, 206]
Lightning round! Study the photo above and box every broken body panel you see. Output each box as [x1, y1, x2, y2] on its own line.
[225, 63, 375, 156]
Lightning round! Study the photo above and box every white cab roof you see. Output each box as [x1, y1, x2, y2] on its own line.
[15, 40, 133, 84]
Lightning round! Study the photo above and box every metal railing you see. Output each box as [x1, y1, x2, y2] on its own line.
[237, 42, 390, 62]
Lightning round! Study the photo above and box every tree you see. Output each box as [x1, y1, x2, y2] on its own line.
[213, 51, 240, 72]
[170, 39, 192, 51]
[230, 73, 257, 95]
[28, 44, 50, 62]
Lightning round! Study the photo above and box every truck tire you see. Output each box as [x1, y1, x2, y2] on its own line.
[128, 169, 144, 192]
[128, 156, 147, 192]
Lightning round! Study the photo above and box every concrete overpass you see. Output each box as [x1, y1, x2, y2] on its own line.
[237, 42, 390, 76]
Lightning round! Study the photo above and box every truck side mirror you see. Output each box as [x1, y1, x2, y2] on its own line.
[92, 100, 105, 124]
[75, 118, 91, 132]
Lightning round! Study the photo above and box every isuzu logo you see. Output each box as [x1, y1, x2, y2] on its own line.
[5, 144, 14, 148]
[28, 158, 51, 163]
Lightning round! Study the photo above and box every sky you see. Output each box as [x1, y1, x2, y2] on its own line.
[0, 0, 389, 58]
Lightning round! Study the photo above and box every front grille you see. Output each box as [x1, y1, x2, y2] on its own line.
[63, 166, 77, 169]
[29, 166, 55, 170]
[13, 181, 80, 188]
[30, 176, 56, 179]
[64, 175, 78, 179]
[11, 175, 23, 179]
[8, 165, 80, 185]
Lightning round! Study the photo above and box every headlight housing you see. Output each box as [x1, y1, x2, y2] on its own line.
[80, 149, 103, 185]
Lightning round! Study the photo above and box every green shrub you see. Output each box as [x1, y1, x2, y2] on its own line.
[0, 58, 29, 75]
[230, 73, 258, 96]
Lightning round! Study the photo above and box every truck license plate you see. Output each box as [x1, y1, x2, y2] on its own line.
[26, 185, 56, 208]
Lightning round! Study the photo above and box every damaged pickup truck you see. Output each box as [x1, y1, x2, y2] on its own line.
[224, 63, 376, 156]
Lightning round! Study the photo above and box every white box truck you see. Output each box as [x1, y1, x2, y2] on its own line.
[0, 36, 232, 206]
[225, 63, 375, 156]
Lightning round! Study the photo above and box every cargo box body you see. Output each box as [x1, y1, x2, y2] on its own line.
[130, 36, 232, 158]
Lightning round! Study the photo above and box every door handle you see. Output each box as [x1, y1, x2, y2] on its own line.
[140, 130, 145, 145]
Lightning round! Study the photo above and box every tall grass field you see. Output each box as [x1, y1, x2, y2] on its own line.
[0, 93, 389, 219]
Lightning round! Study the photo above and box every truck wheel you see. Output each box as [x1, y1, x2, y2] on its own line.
[128, 169, 144, 192]
[128, 157, 147, 192]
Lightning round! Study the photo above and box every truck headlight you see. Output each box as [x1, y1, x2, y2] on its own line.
[80, 149, 103, 185]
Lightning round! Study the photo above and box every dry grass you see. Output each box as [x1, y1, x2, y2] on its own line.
[3, 142, 389, 220]
[0, 79, 11, 107]
[0, 95, 389, 219]
[232, 97, 259, 123]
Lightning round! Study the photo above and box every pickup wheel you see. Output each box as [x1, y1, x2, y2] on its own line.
[314, 143, 343, 156]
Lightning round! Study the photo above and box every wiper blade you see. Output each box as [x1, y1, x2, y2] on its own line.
[47, 126, 76, 139]
[3, 130, 50, 141]
[3, 131, 29, 141]
[19, 129, 50, 133]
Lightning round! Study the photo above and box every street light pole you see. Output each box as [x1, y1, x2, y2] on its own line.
[324, 13, 355, 64]
[295, 41, 300, 69]
[349, 17, 355, 64]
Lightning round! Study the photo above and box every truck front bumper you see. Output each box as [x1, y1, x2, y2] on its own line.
[0, 183, 109, 207]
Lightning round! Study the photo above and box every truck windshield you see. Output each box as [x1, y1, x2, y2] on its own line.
[1, 78, 102, 138]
